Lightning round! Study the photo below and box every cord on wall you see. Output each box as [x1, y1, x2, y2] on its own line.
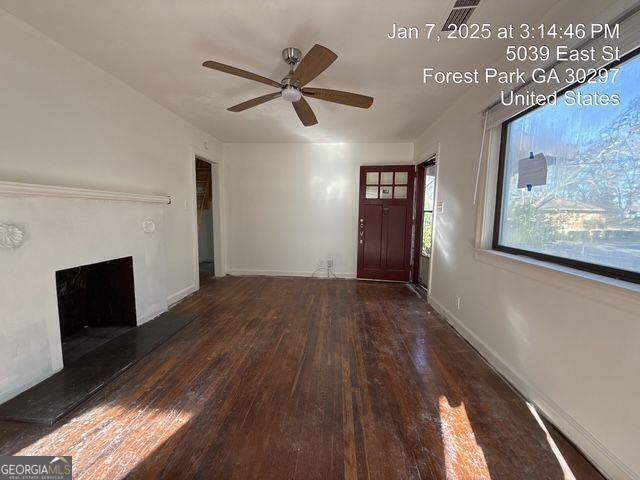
[473, 111, 489, 206]
[311, 259, 336, 279]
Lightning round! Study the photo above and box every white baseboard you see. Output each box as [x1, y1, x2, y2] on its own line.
[167, 284, 198, 307]
[226, 268, 357, 279]
[428, 295, 637, 480]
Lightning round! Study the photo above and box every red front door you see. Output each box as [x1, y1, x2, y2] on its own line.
[357, 165, 415, 281]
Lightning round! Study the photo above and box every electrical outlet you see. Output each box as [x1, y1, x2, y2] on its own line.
[436, 201, 444, 214]
[456, 296, 462, 310]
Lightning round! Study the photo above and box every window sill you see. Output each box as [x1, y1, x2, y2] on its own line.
[474, 248, 640, 314]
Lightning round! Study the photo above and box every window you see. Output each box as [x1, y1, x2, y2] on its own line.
[365, 170, 409, 199]
[422, 164, 436, 256]
[494, 49, 640, 283]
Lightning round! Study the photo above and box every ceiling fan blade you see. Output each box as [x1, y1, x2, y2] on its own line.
[203, 61, 282, 89]
[291, 44, 337, 88]
[292, 97, 318, 126]
[228, 92, 281, 112]
[302, 88, 374, 109]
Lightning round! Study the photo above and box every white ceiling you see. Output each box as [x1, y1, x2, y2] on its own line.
[0, 0, 561, 143]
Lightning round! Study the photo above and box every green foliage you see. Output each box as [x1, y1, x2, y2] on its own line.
[504, 201, 558, 248]
[422, 213, 433, 256]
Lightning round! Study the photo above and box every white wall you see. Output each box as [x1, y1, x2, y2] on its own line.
[223, 143, 414, 277]
[420, 102, 640, 480]
[0, 9, 223, 307]
[414, 2, 640, 478]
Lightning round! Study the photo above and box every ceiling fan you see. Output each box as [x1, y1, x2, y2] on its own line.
[202, 44, 374, 127]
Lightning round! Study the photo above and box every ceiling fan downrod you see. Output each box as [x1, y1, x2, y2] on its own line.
[280, 47, 303, 101]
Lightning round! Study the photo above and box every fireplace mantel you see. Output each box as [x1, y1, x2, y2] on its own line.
[0, 183, 169, 404]
[0, 180, 171, 204]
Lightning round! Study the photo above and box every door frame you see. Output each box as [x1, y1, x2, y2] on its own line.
[412, 157, 437, 285]
[190, 154, 223, 290]
[357, 165, 416, 281]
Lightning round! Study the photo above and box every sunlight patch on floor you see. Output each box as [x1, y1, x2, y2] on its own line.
[438, 395, 491, 480]
[526, 402, 577, 480]
[15, 403, 193, 479]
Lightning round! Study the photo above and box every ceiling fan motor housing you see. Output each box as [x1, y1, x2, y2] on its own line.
[282, 47, 302, 65]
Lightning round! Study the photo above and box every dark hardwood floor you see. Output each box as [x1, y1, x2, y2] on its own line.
[0, 276, 604, 479]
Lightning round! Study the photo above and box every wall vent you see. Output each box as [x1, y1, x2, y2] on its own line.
[442, 0, 481, 31]
[454, 0, 480, 7]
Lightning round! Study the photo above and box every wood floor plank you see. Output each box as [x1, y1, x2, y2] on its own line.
[0, 277, 605, 479]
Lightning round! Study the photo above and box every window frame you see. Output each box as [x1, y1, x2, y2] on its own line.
[492, 47, 640, 285]
[412, 157, 436, 284]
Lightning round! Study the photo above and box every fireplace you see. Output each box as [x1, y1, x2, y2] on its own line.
[56, 256, 137, 364]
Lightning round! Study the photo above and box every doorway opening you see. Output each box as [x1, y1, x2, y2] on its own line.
[413, 157, 437, 290]
[195, 158, 215, 281]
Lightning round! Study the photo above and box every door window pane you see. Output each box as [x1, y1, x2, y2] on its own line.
[496, 51, 640, 279]
[395, 172, 408, 185]
[380, 186, 393, 199]
[424, 170, 436, 211]
[394, 186, 407, 199]
[365, 186, 379, 199]
[422, 213, 433, 256]
[380, 172, 394, 185]
[366, 172, 379, 185]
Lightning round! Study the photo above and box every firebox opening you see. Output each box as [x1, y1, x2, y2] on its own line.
[56, 256, 137, 364]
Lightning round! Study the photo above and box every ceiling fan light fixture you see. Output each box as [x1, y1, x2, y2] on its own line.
[281, 86, 302, 102]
